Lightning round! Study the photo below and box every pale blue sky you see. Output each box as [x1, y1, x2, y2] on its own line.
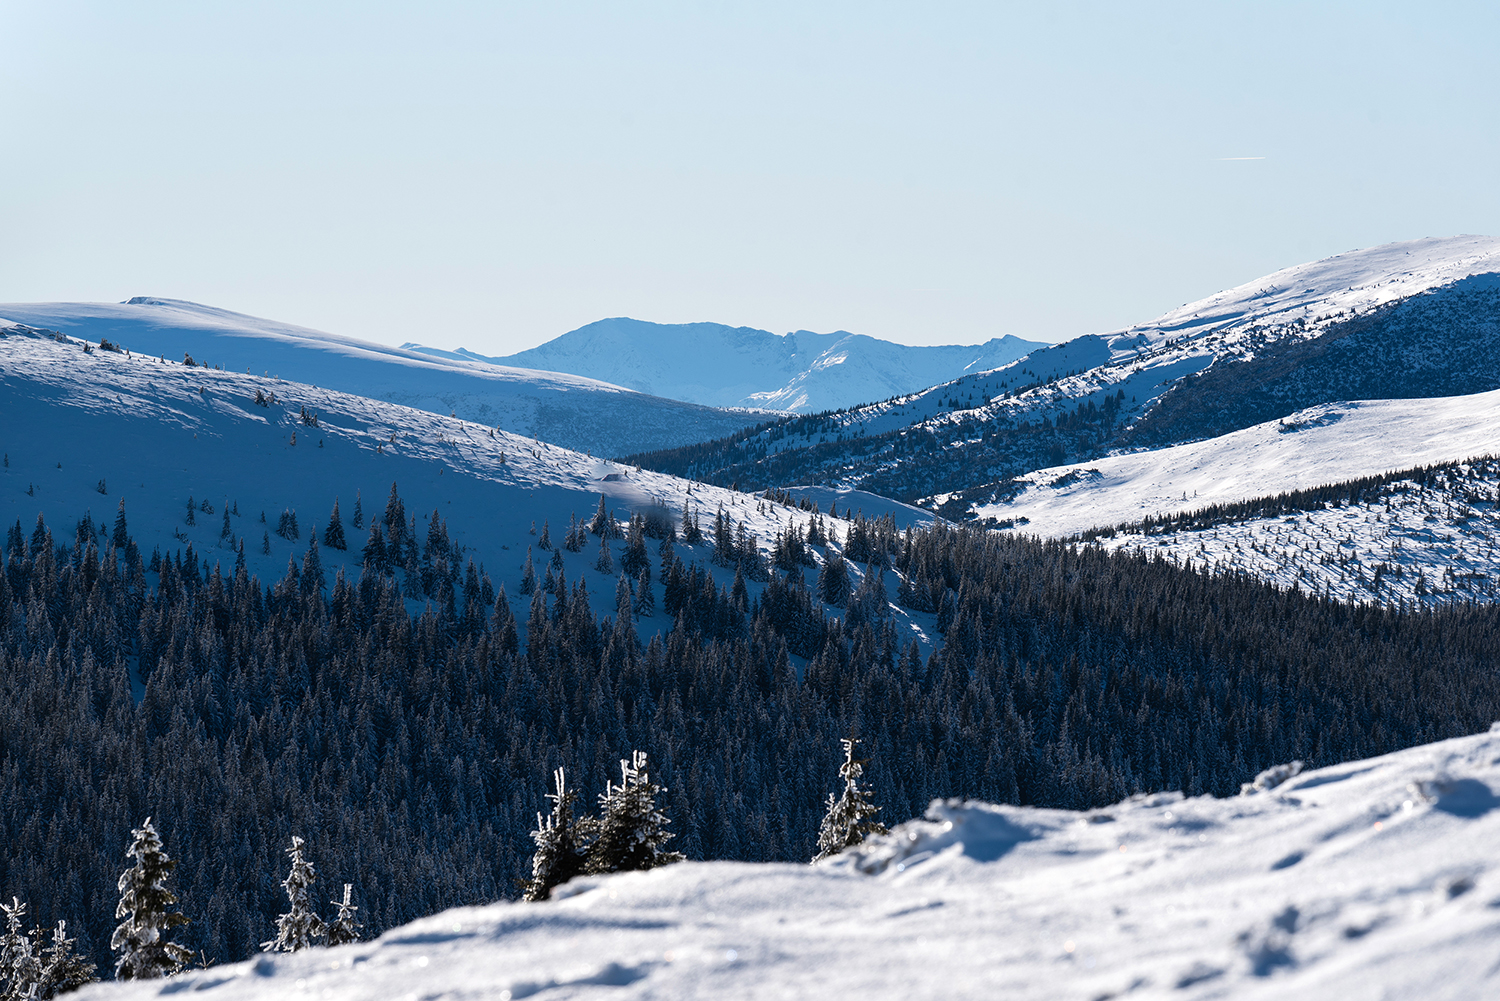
[2, 2, 1496, 352]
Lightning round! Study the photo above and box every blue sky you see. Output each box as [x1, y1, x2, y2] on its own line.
[2, 1, 1496, 352]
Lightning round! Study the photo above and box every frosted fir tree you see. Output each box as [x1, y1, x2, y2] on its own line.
[36, 920, 98, 998]
[523, 768, 593, 902]
[323, 885, 362, 947]
[585, 751, 685, 876]
[263, 836, 326, 953]
[593, 533, 615, 575]
[1, 897, 42, 1000]
[813, 739, 888, 861]
[111, 817, 192, 980]
[632, 566, 655, 618]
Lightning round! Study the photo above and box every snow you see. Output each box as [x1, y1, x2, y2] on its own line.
[77, 726, 1500, 1000]
[732, 235, 1500, 478]
[0, 325, 939, 650]
[410, 317, 1047, 414]
[0, 300, 768, 457]
[975, 389, 1500, 538]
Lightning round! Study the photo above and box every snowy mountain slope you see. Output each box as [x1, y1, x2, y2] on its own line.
[0, 326, 939, 650]
[0, 299, 768, 456]
[82, 726, 1500, 1000]
[974, 389, 1500, 537]
[626, 236, 1500, 506]
[1093, 457, 1500, 607]
[406, 316, 1046, 413]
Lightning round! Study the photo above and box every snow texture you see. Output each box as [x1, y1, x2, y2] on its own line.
[76, 727, 1500, 1000]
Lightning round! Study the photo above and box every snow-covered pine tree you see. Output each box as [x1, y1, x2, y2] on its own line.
[620, 515, 649, 578]
[1, 897, 42, 1000]
[523, 768, 592, 902]
[185, 497, 195, 527]
[813, 738, 887, 861]
[632, 566, 655, 618]
[261, 531, 271, 556]
[219, 508, 233, 544]
[324, 499, 347, 551]
[585, 751, 684, 875]
[589, 496, 610, 537]
[537, 520, 552, 551]
[112, 498, 129, 550]
[111, 817, 192, 980]
[817, 551, 851, 607]
[263, 836, 326, 953]
[594, 533, 615, 575]
[519, 547, 537, 595]
[324, 885, 361, 947]
[36, 920, 97, 998]
[351, 490, 364, 530]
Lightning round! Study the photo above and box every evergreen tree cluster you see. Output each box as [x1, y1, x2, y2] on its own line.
[5, 492, 1500, 976]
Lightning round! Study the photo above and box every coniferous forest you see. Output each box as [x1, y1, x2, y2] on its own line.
[4, 487, 1500, 976]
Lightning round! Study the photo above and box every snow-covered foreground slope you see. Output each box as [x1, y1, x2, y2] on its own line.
[0, 300, 766, 456]
[975, 389, 1500, 537]
[83, 726, 1500, 1001]
[0, 326, 938, 648]
[410, 317, 1047, 414]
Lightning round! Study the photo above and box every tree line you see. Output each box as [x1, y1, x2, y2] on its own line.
[4, 483, 1500, 979]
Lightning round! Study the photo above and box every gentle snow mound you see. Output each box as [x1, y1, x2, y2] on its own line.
[82, 728, 1500, 1000]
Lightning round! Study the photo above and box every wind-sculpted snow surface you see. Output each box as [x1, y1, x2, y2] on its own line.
[82, 728, 1500, 1000]
[0, 300, 766, 456]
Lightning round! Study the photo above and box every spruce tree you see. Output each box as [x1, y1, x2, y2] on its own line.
[111, 817, 192, 980]
[813, 739, 887, 861]
[632, 566, 655, 618]
[185, 497, 195, 527]
[523, 769, 592, 902]
[351, 491, 364, 530]
[324, 886, 361, 947]
[324, 499, 347, 551]
[537, 520, 552, 551]
[263, 836, 326, 953]
[36, 920, 97, 998]
[112, 498, 129, 550]
[1, 897, 41, 1000]
[593, 534, 615, 575]
[585, 751, 684, 875]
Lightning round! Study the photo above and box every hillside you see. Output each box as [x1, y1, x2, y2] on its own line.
[0, 299, 766, 456]
[0, 322, 932, 645]
[81, 726, 1500, 1001]
[406, 317, 1045, 413]
[625, 236, 1500, 507]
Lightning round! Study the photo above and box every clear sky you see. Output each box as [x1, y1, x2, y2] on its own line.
[2, 1, 1496, 353]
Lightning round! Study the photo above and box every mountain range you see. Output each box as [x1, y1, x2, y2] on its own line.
[0, 298, 767, 457]
[624, 236, 1500, 513]
[403, 318, 1047, 414]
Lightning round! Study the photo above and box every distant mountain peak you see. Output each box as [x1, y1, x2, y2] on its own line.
[405, 318, 1049, 413]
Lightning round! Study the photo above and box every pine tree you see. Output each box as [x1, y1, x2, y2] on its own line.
[590, 496, 610, 537]
[817, 552, 851, 607]
[112, 498, 130, 550]
[324, 886, 361, 947]
[219, 507, 233, 544]
[537, 520, 552, 551]
[585, 751, 684, 875]
[261, 531, 272, 556]
[620, 516, 649, 578]
[593, 534, 615, 575]
[36, 920, 97, 998]
[263, 836, 326, 953]
[813, 739, 887, 861]
[324, 499, 347, 551]
[632, 566, 655, 618]
[351, 491, 364, 530]
[185, 497, 195, 527]
[523, 768, 592, 902]
[1, 897, 41, 1000]
[519, 547, 537, 595]
[111, 817, 192, 980]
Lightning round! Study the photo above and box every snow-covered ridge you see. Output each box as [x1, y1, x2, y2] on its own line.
[0, 299, 768, 457]
[0, 327, 938, 646]
[81, 727, 1500, 1000]
[407, 317, 1047, 414]
[975, 388, 1500, 538]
